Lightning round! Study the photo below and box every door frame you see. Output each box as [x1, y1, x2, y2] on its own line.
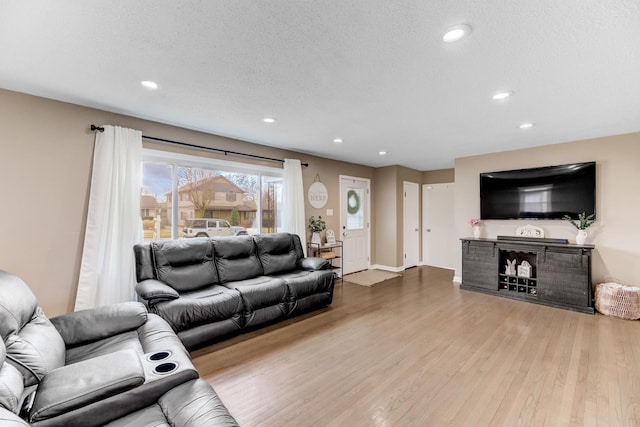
[339, 175, 371, 274]
[403, 181, 420, 269]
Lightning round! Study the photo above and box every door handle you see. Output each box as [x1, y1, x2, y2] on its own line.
[426, 229, 431, 232]
[415, 228, 419, 232]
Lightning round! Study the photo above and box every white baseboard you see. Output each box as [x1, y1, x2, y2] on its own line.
[452, 276, 462, 284]
[419, 261, 455, 271]
[370, 264, 405, 273]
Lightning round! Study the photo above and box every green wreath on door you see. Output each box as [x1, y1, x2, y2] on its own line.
[347, 190, 360, 215]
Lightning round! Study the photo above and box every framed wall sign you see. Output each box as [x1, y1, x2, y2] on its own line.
[308, 177, 328, 209]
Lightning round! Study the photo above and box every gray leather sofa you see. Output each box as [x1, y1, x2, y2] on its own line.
[0, 270, 238, 427]
[134, 232, 335, 349]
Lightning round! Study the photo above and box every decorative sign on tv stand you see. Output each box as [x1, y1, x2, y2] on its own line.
[515, 224, 544, 238]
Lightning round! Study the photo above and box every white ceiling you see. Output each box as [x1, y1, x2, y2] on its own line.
[1, 1, 639, 170]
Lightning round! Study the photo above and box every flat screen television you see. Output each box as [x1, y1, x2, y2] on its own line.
[480, 161, 596, 220]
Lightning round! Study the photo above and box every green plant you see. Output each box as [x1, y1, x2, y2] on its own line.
[563, 212, 596, 230]
[308, 215, 326, 233]
[230, 207, 240, 226]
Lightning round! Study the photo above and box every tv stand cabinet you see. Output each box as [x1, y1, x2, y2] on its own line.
[460, 238, 595, 314]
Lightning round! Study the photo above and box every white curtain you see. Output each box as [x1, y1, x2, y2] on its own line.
[282, 159, 307, 252]
[75, 125, 143, 311]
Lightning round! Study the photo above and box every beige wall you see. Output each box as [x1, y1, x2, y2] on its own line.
[454, 132, 640, 286]
[373, 165, 422, 268]
[423, 168, 454, 184]
[0, 89, 374, 315]
[373, 167, 398, 268]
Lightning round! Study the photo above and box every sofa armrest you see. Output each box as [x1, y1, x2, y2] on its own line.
[0, 408, 29, 426]
[50, 302, 148, 347]
[29, 350, 145, 423]
[135, 279, 180, 305]
[298, 257, 331, 271]
[158, 379, 239, 426]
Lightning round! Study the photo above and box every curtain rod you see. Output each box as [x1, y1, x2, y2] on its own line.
[90, 124, 308, 167]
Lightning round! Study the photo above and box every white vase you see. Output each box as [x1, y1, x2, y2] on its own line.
[473, 226, 481, 239]
[576, 229, 587, 245]
[311, 232, 322, 245]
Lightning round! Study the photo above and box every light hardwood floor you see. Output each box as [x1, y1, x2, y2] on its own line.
[192, 266, 640, 426]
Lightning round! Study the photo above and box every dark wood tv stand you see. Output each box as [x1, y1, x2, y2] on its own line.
[460, 237, 595, 314]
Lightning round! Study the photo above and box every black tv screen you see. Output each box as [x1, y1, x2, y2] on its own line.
[480, 162, 596, 220]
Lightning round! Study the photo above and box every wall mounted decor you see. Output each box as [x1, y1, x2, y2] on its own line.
[308, 175, 328, 209]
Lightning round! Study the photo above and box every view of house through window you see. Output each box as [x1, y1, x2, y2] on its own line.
[140, 151, 283, 242]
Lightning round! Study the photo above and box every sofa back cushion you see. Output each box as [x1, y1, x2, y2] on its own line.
[0, 340, 25, 415]
[152, 239, 218, 292]
[0, 270, 66, 387]
[253, 233, 301, 275]
[213, 236, 263, 283]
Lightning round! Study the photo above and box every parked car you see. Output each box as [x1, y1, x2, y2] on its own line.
[231, 226, 248, 236]
[183, 218, 234, 237]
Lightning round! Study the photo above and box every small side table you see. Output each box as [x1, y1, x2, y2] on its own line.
[308, 241, 343, 281]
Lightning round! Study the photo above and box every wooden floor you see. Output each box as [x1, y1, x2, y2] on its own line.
[192, 266, 640, 426]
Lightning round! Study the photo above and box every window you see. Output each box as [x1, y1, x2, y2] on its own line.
[346, 188, 364, 230]
[140, 149, 283, 242]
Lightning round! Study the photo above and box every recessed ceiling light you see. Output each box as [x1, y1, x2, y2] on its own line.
[140, 81, 158, 90]
[519, 122, 535, 129]
[443, 24, 472, 43]
[333, 138, 343, 144]
[492, 90, 514, 100]
[378, 151, 388, 156]
[263, 117, 276, 123]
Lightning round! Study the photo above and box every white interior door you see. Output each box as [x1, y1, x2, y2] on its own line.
[422, 183, 455, 269]
[340, 176, 370, 275]
[403, 181, 420, 269]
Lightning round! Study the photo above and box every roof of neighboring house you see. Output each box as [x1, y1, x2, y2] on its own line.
[140, 195, 159, 209]
[179, 175, 245, 193]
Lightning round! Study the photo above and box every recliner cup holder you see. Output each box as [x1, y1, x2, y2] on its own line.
[153, 362, 178, 375]
[147, 350, 172, 362]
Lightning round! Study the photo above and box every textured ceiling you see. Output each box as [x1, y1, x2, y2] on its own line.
[1, 1, 639, 170]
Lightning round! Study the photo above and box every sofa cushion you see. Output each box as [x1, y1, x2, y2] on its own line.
[0, 270, 40, 339]
[253, 233, 300, 275]
[0, 271, 66, 387]
[3, 309, 67, 387]
[222, 276, 288, 311]
[0, 408, 28, 426]
[213, 236, 263, 283]
[29, 350, 145, 423]
[152, 286, 243, 333]
[0, 340, 24, 415]
[274, 269, 335, 300]
[152, 239, 218, 292]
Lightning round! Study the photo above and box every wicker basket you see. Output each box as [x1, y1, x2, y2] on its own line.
[595, 282, 640, 320]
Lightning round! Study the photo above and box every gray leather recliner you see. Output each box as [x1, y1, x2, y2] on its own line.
[0, 270, 238, 426]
